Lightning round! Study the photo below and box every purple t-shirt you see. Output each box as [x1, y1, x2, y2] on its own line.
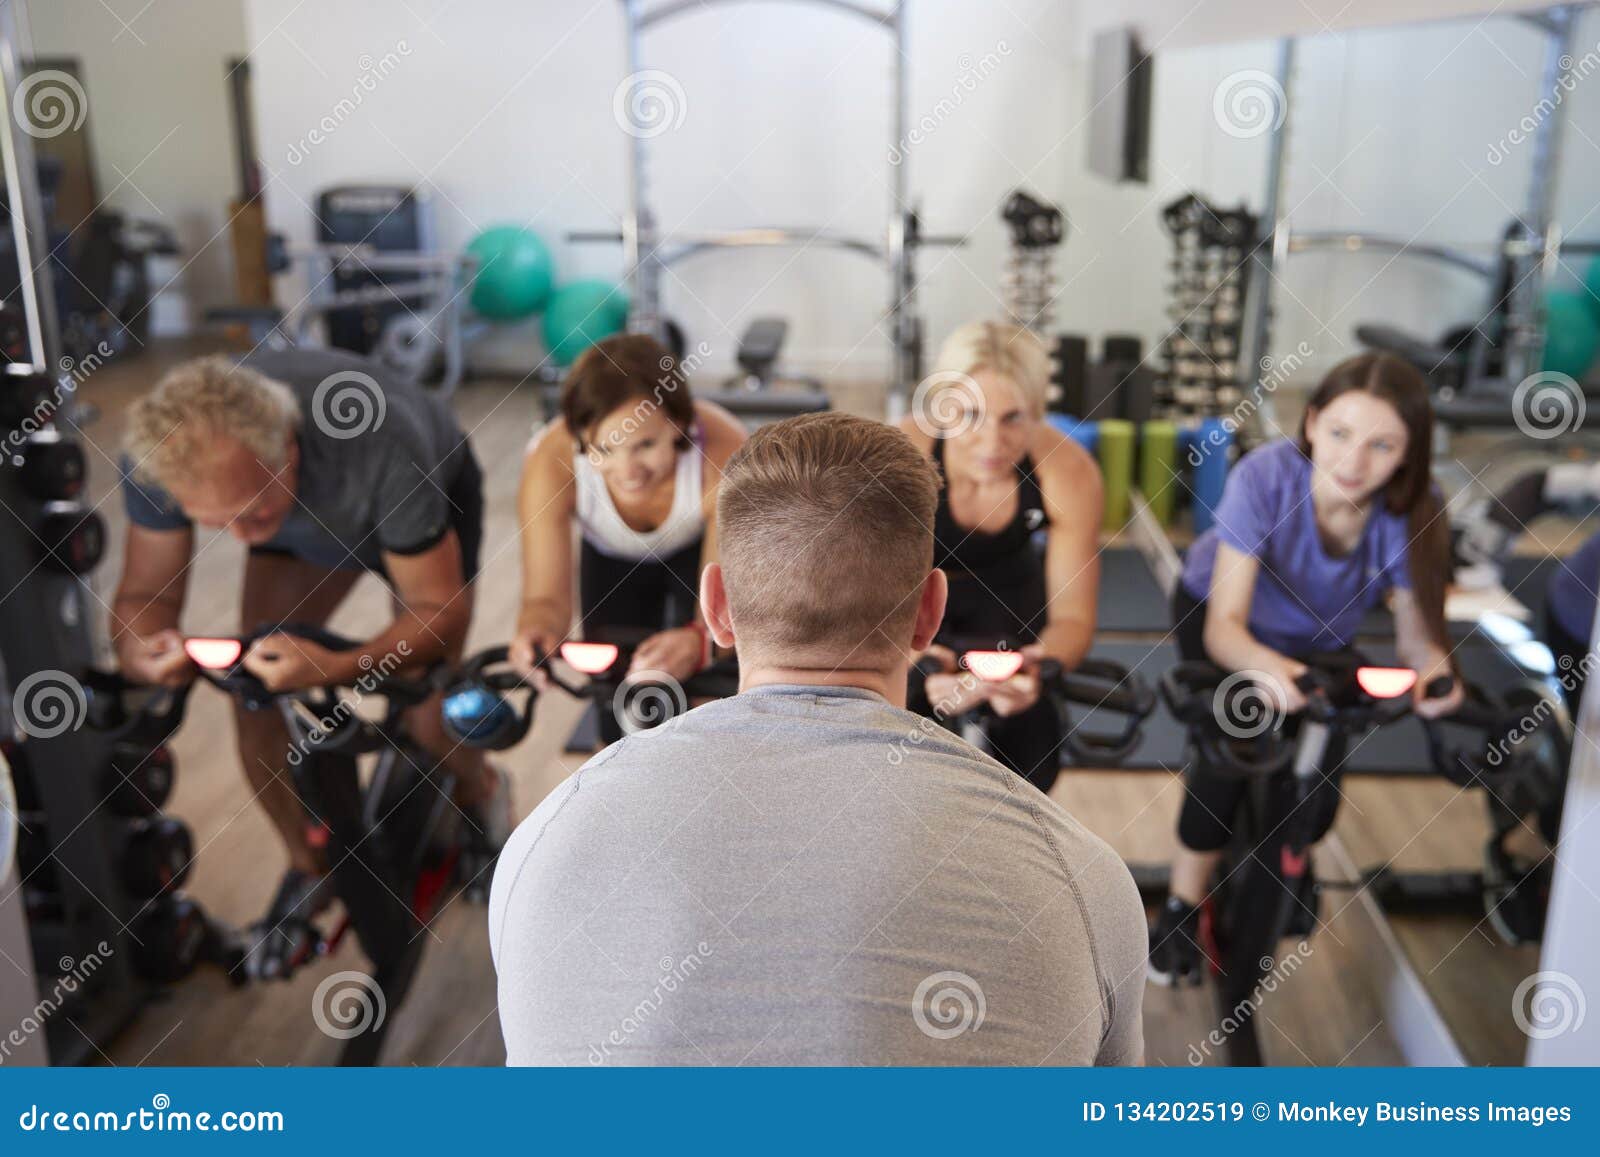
[1181, 439, 1412, 654]
[1547, 529, 1600, 644]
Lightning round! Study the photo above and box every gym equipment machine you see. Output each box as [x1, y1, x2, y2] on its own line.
[1241, 6, 1600, 432]
[0, 8, 216, 1063]
[209, 186, 477, 395]
[571, 0, 965, 413]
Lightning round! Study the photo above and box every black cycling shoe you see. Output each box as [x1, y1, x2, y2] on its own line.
[244, 868, 333, 981]
[1483, 837, 1552, 947]
[1148, 896, 1206, 987]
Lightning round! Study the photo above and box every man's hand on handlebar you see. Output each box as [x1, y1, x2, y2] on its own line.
[628, 626, 704, 683]
[119, 628, 195, 688]
[243, 632, 342, 693]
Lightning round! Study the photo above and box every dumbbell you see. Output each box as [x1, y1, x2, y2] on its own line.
[128, 893, 209, 984]
[34, 501, 105, 574]
[103, 741, 176, 818]
[15, 429, 86, 500]
[0, 369, 54, 430]
[119, 815, 193, 898]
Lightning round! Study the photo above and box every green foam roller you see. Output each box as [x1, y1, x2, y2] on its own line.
[1098, 419, 1134, 531]
[1140, 421, 1179, 528]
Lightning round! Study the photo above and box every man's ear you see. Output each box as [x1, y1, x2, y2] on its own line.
[701, 563, 736, 649]
[910, 569, 948, 652]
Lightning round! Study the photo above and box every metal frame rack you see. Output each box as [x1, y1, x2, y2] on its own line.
[1241, 4, 1600, 431]
[572, 0, 963, 404]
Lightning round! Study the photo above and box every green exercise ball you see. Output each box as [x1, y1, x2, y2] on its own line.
[1583, 256, 1600, 317]
[542, 280, 631, 366]
[466, 227, 554, 321]
[1541, 289, 1600, 379]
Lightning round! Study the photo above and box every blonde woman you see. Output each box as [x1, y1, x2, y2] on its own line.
[897, 321, 1103, 793]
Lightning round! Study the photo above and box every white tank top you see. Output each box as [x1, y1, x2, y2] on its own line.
[574, 431, 706, 561]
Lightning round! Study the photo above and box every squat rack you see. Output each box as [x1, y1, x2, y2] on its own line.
[1241, 3, 1600, 429]
[571, 0, 964, 402]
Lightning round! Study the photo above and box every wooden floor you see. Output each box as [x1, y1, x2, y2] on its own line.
[61, 339, 1548, 1066]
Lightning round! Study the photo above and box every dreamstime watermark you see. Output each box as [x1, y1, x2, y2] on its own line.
[911, 370, 986, 440]
[613, 70, 687, 139]
[1488, 44, 1600, 164]
[1186, 940, 1314, 1064]
[1186, 342, 1314, 468]
[1212, 69, 1286, 139]
[286, 42, 413, 164]
[11, 670, 87, 740]
[1511, 371, 1585, 441]
[588, 942, 714, 1064]
[1212, 669, 1284, 740]
[1482, 656, 1590, 770]
[613, 671, 689, 736]
[1511, 970, 1586, 1039]
[889, 42, 1012, 164]
[3, 340, 114, 452]
[13, 70, 88, 140]
[912, 970, 986, 1039]
[284, 641, 413, 766]
[311, 369, 387, 440]
[0, 943, 113, 1065]
[585, 340, 714, 466]
[311, 970, 386, 1040]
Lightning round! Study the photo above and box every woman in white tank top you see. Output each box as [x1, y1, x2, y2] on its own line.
[512, 334, 746, 744]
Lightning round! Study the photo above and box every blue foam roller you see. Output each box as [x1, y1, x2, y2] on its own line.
[1046, 413, 1099, 454]
[1190, 418, 1232, 534]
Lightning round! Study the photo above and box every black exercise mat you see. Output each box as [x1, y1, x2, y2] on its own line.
[1095, 547, 1171, 631]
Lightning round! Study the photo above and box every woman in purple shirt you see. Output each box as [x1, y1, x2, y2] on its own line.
[1150, 353, 1462, 986]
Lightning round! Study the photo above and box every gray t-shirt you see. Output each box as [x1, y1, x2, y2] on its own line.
[488, 684, 1147, 1066]
[120, 348, 469, 573]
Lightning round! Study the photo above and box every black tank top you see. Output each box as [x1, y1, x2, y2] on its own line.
[930, 438, 1051, 644]
[932, 438, 1049, 576]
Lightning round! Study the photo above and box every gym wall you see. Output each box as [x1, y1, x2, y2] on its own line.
[227, 1, 1600, 384]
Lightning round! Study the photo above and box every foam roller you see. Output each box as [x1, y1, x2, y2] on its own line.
[1098, 419, 1134, 531]
[1191, 417, 1232, 534]
[1140, 420, 1179, 528]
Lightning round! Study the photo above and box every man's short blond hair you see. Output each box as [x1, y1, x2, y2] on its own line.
[931, 321, 1052, 416]
[717, 412, 939, 667]
[124, 355, 300, 489]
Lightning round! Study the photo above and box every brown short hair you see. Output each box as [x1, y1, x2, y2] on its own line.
[559, 333, 694, 448]
[717, 412, 939, 666]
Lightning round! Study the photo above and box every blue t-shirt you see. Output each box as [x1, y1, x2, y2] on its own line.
[1547, 529, 1600, 644]
[1181, 438, 1412, 654]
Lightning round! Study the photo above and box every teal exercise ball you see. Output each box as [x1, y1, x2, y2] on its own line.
[1541, 289, 1600, 379]
[1583, 256, 1600, 318]
[466, 227, 554, 321]
[542, 280, 631, 366]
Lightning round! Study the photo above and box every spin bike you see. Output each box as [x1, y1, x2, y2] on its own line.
[94, 624, 490, 1065]
[1161, 654, 1477, 1065]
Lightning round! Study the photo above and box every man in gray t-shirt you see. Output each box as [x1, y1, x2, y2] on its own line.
[112, 349, 505, 963]
[489, 413, 1146, 1065]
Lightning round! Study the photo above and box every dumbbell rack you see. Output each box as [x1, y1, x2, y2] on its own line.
[0, 7, 196, 1064]
[1157, 192, 1257, 419]
[571, 0, 965, 405]
[1000, 189, 1066, 333]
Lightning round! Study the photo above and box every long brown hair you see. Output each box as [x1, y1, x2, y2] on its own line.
[1297, 353, 1450, 653]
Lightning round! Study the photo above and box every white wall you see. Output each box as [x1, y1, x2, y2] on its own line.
[26, 0, 249, 334]
[229, 1, 1600, 386]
